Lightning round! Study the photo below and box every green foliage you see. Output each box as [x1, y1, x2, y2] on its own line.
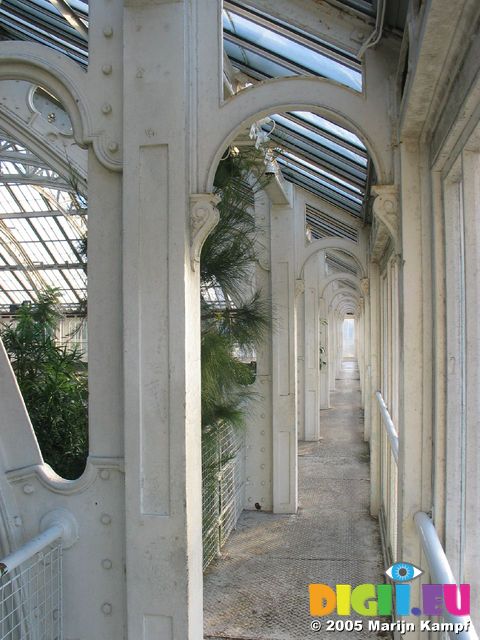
[200, 146, 271, 437]
[0, 289, 88, 479]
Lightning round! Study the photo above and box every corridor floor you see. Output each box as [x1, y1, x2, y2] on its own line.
[203, 359, 387, 639]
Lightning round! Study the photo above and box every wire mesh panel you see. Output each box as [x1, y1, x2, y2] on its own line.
[0, 542, 62, 640]
[202, 425, 246, 570]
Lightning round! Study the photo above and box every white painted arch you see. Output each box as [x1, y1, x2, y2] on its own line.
[203, 75, 392, 192]
[300, 237, 366, 279]
[320, 272, 362, 297]
[0, 41, 120, 171]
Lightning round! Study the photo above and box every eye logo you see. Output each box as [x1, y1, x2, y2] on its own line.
[386, 562, 423, 582]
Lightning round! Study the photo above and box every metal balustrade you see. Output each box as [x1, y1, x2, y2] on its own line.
[415, 512, 479, 640]
[0, 510, 77, 640]
[375, 390, 399, 463]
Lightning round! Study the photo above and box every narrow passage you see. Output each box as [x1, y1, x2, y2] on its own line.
[204, 359, 386, 639]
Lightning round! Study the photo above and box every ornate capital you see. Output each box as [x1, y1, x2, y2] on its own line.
[190, 194, 221, 271]
[360, 277, 369, 296]
[370, 185, 400, 260]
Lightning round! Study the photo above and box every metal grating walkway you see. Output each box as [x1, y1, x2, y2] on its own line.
[204, 359, 387, 639]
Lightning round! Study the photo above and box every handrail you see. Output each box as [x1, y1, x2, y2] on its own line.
[0, 524, 63, 577]
[375, 390, 399, 463]
[415, 512, 479, 640]
[0, 508, 78, 577]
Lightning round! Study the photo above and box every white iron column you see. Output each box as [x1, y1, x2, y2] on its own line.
[270, 200, 298, 513]
[296, 279, 306, 440]
[368, 262, 381, 516]
[319, 295, 330, 409]
[328, 306, 336, 393]
[361, 278, 371, 441]
[398, 144, 433, 638]
[244, 191, 273, 511]
[461, 149, 480, 622]
[123, 3, 206, 638]
[303, 254, 320, 441]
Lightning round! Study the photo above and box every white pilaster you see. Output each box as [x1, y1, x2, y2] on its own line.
[303, 255, 320, 441]
[270, 200, 298, 513]
[122, 3, 205, 638]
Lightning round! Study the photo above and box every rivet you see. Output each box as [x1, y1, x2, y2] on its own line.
[107, 141, 119, 153]
[101, 559, 113, 570]
[47, 112, 56, 123]
[248, 497, 252, 502]
[260, 464, 265, 469]
[101, 602, 112, 615]
[261, 414, 265, 419]
[99, 469, 110, 480]
[101, 103, 112, 115]
[100, 513, 112, 525]
[101, 64, 112, 75]
[260, 447, 265, 452]
[103, 25, 113, 37]
[261, 481, 265, 486]
[23, 484, 34, 495]
[260, 430, 265, 435]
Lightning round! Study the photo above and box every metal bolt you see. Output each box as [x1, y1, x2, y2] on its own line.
[107, 141, 119, 153]
[101, 64, 112, 75]
[100, 513, 112, 525]
[260, 430, 265, 435]
[99, 469, 110, 480]
[101, 559, 113, 570]
[101, 602, 112, 616]
[47, 112, 56, 123]
[260, 447, 265, 452]
[260, 464, 265, 469]
[103, 25, 113, 37]
[101, 103, 112, 115]
[23, 484, 34, 495]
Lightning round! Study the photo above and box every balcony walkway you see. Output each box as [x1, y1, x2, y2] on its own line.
[204, 359, 387, 639]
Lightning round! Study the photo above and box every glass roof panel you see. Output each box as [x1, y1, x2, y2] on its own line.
[0, 132, 87, 314]
[271, 115, 367, 167]
[224, 40, 297, 80]
[223, 8, 361, 90]
[280, 151, 363, 195]
[290, 111, 366, 150]
[223, 2, 362, 91]
[277, 158, 363, 210]
[0, 0, 88, 66]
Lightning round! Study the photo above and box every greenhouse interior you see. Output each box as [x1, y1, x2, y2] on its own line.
[0, 0, 479, 639]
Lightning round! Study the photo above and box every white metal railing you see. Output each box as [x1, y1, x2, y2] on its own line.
[375, 390, 399, 463]
[0, 510, 77, 640]
[414, 512, 479, 640]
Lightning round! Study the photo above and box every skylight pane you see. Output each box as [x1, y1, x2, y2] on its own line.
[272, 115, 367, 166]
[281, 151, 363, 194]
[224, 40, 296, 79]
[277, 158, 363, 205]
[0, 188, 21, 213]
[290, 111, 366, 149]
[223, 9, 362, 91]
